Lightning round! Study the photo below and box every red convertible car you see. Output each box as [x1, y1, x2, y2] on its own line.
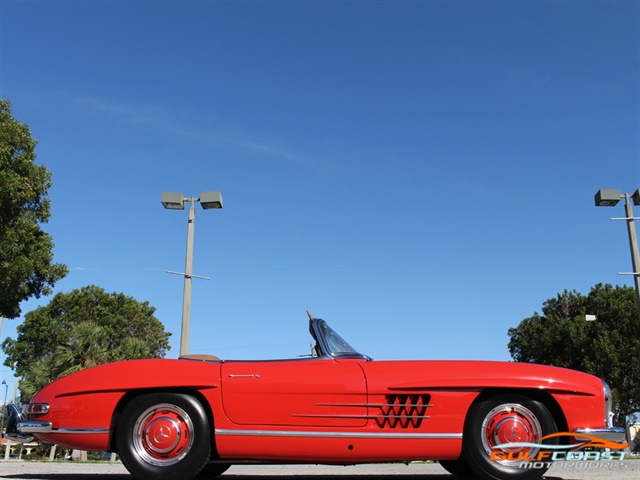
[6, 314, 626, 480]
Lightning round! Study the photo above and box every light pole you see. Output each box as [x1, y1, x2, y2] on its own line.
[2, 379, 8, 458]
[594, 188, 640, 320]
[161, 191, 223, 357]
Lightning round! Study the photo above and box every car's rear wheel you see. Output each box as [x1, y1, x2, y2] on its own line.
[462, 394, 558, 480]
[116, 393, 211, 480]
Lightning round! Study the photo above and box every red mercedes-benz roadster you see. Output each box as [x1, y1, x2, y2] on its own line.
[6, 314, 626, 480]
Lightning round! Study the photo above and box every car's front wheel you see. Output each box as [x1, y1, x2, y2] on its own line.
[462, 394, 558, 480]
[116, 393, 211, 480]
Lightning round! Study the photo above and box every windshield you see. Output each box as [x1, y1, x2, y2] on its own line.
[319, 322, 358, 355]
[311, 319, 363, 357]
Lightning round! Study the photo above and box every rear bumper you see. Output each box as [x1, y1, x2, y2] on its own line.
[3, 404, 40, 443]
[17, 420, 53, 434]
[5, 403, 108, 445]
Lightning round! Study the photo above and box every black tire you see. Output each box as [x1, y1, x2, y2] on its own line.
[461, 394, 558, 480]
[115, 393, 212, 480]
[195, 463, 231, 478]
[439, 459, 477, 477]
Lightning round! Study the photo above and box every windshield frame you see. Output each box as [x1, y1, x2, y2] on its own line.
[309, 318, 367, 359]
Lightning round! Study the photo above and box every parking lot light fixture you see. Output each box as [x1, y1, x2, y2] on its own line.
[199, 191, 224, 210]
[161, 190, 223, 357]
[595, 188, 640, 321]
[161, 191, 185, 210]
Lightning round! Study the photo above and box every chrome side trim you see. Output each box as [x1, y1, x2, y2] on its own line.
[17, 422, 109, 435]
[303, 401, 433, 423]
[53, 427, 109, 434]
[292, 414, 430, 420]
[215, 429, 461, 440]
[315, 403, 434, 408]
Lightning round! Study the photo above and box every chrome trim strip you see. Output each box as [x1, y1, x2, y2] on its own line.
[316, 403, 434, 408]
[215, 429, 461, 440]
[54, 427, 109, 434]
[292, 414, 430, 420]
[17, 422, 109, 435]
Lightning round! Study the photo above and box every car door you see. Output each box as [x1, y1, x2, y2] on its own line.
[221, 358, 367, 427]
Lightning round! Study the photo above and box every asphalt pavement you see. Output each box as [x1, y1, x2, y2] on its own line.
[0, 461, 638, 479]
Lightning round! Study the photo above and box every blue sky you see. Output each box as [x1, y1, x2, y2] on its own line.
[1, 1, 639, 391]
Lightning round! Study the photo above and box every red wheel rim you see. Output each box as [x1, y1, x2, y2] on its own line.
[132, 403, 194, 466]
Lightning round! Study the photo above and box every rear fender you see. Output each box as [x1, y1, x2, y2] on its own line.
[107, 387, 218, 455]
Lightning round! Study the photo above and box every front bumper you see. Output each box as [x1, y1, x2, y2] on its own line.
[573, 426, 627, 443]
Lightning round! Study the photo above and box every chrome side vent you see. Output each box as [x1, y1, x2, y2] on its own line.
[377, 394, 432, 429]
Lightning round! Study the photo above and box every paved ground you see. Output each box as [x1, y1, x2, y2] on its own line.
[0, 461, 638, 479]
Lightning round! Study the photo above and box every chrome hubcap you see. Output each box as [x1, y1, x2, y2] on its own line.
[132, 403, 194, 466]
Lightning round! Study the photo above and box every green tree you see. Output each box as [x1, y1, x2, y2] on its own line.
[0, 99, 68, 319]
[2, 285, 171, 402]
[508, 284, 640, 426]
